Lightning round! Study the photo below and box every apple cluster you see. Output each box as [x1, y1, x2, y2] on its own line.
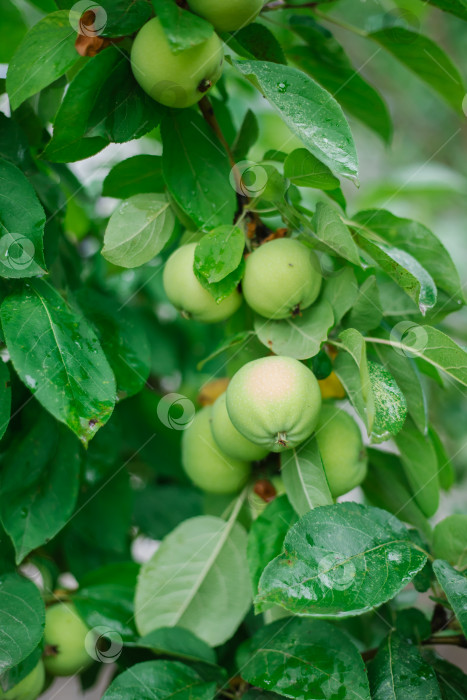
[163, 238, 368, 501]
[131, 0, 264, 108]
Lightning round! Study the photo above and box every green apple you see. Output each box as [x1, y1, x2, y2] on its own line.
[0, 661, 45, 700]
[187, 0, 263, 32]
[211, 392, 269, 461]
[131, 17, 224, 108]
[182, 406, 251, 493]
[316, 404, 367, 497]
[242, 238, 322, 319]
[226, 356, 321, 452]
[163, 243, 242, 323]
[43, 603, 92, 677]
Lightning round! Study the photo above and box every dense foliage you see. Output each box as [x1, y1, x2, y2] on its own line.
[0, 0, 466, 698]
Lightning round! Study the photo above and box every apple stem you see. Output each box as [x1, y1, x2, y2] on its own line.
[276, 432, 288, 448]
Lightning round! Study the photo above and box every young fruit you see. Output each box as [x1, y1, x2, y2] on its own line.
[163, 243, 242, 323]
[43, 603, 92, 677]
[242, 238, 322, 319]
[211, 392, 269, 462]
[0, 661, 45, 700]
[226, 356, 321, 452]
[316, 404, 367, 497]
[187, 0, 263, 32]
[131, 18, 224, 108]
[182, 406, 251, 494]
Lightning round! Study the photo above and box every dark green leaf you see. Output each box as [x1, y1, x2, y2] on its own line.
[134, 484, 203, 541]
[1, 279, 116, 445]
[394, 608, 431, 644]
[232, 109, 259, 160]
[239, 618, 370, 700]
[429, 426, 455, 491]
[195, 258, 245, 303]
[0, 573, 45, 673]
[425, 0, 467, 20]
[248, 495, 298, 592]
[102, 156, 164, 199]
[194, 226, 245, 284]
[423, 652, 467, 700]
[0, 158, 46, 279]
[152, 0, 214, 52]
[74, 581, 137, 641]
[284, 149, 339, 190]
[225, 23, 286, 64]
[433, 560, 467, 636]
[395, 418, 440, 518]
[97, 0, 152, 37]
[256, 502, 427, 616]
[0, 362, 11, 441]
[6, 11, 79, 111]
[0, 0, 27, 63]
[234, 60, 358, 182]
[368, 632, 442, 699]
[162, 111, 236, 230]
[127, 627, 216, 666]
[281, 437, 332, 516]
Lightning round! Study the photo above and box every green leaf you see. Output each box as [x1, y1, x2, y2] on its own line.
[288, 16, 392, 143]
[433, 515, 467, 568]
[6, 11, 79, 111]
[0, 0, 27, 63]
[194, 226, 245, 284]
[162, 111, 236, 231]
[363, 449, 431, 540]
[354, 227, 437, 313]
[354, 210, 464, 305]
[423, 652, 467, 700]
[322, 268, 358, 324]
[333, 351, 366, 422]
[74, 288, 151, 398]
[0, 159, 46, 279]
[102, 155, 164, 199]
[429, 426, 455, 491]
[102, 194, 176, 269]
[195, 258, 245, 303]
[369, 361, 407, 443]
[232, 109, 259, 160]
[0, 114, 34, 172]
[0, 411, 81, 563]
[152, 0, 214, 52]
[0, 362, 11, 441]
[281, 437, 333, 516]
[394, 417, 440, 517]
[425, 0, 467, 21]
[433, 560, 467, 636]
[255, 299, 334, 360]
[247, 495, 298, 592]
[102, 660, 216, 700]
[134, 484, 203, 541]
[74, 578, 137, 641]
[135, 514, 251, 647]
[255, 502, 427, 617]
[127, 627, 216, 666]
[0, 573, 45, 673]
[238, 618, 370, 700]
[224, 23, 286, 64]
[337, 328, 375, 432]
[313, 203, 361, 266]
[346, 276, 382, 334]
[97, 0, 152, 37]
[368, 632, 442, 699]
[284, 148, 339, 190]
[369, 28, 465, 111]
[1, 279, 116, 445]
[234, 60, 358, 182]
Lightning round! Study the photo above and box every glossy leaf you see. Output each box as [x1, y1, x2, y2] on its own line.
[313, 203, 361, 265]
[281, 437, 332, 516]
[368, 632, 442, 699]
[1, 279, 116, 445]
[247, 495, 298, 592]
[225, 24, 286, 64]
[102, 155, 165, 199]
[433, 515, 467, 568]
[102, 194, 176, 269]
[162, 111, 236, 231]
[239, 618, 370, 700]
[395, 418, 440, 518]
[255, 299, 334, 360]
[74, 581, 137, 641]
[102, 660, 216, 700]
[234, 60, 358, 182]
[433, 560, 467, 636]
[97, 0, 152, 37]
[0, 158, 46, 279]
[369, 361, 407, 443]
[152, 0, 213, 52]
[194, 226, 245, 284]
[135, 515, 251, 647]
[195, 258, 245, 303]
[6, 11, 79, 110]
[0, 411, 81, 563]
[256, 502, 427, 616]
[0, 573, 45, 673]
[284, 149, 339, 190]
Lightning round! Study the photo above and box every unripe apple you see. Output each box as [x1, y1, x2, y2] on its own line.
[211, 393, 269, 461]
[0, 661, 45, 700]
[163, 243, 242, 323]
[187, 0, 263, 32]
[226, 356, 321, 452]
[316, 404, 367, 497]
[242, 238, 322, 319]
[131, 18, 224, 108]
[182, 406, 251, 494]
[43, 603, 92, 677]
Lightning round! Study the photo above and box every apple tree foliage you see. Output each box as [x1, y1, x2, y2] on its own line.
[0, 0, 467, 698]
